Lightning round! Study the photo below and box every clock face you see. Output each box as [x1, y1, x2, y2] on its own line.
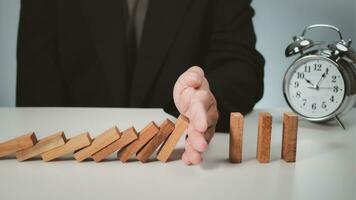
[285, 56, 346, 119]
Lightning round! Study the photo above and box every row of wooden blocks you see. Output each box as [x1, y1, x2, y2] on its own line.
[0, 115, 189, 163]
[229, 112, 298, 163]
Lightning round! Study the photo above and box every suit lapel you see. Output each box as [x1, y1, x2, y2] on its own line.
[80, 0, 129, 106]
[129, 0, 193, 107]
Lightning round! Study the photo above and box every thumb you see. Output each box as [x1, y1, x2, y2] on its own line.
[173, 66, 205, 114]
[179, 66, 205, 89]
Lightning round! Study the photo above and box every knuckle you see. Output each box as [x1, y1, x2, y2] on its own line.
[198, 142, 208, 152]
[191, 153, 201, 163]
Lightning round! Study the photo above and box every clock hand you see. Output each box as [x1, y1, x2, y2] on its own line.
[316, 71, 327, 88]
[304, 78, 315, 88]
[318, 87, 333, 90]
[307, 86, 317, 89]
[307, 86, 333, 90]
[304, 78, 317, 89]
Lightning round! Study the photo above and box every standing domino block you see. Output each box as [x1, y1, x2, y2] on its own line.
[92, 127, 138, 162]
[256, 112, 272, 163]
[16, 132, 66, 161]
[41, 132, 92, 162]
[229, 112, 244, 163]
[282, 112, 298, 162]
[0, 132, 37, 157]
[118, 122, 159, 162]
[137, 119, 175, 163]
[74, 126, 121, 162]
[156, 115, 189, 162]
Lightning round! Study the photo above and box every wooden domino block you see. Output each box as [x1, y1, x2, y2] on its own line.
[229, 112, 244, 163]
[0, 132, 37, 157]
[92, 127, 138, 162]
[157, 115, 189, 162]
[256, 112, 272, 163]
[118, 122, 159, 163]
[74, 126, 121, 162]
[16, 132, 66, 161]
[282, 112, 298, 162]
[41, 132, 92, 162]
[137, 119, 175, 163]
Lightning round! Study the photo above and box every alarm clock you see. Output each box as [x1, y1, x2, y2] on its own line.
[283, 24, 356, 129]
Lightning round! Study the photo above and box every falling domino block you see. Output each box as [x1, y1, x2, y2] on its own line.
[136, 119, 175, 163]
[41, 132, 92, 162]
[256, 112, 272, 163]
[118, 122, 159, 163]
[157, 115, 189, 162]
[16, 132, 66, 161]
[229, 112, 244, 163]
[92, 127, 138, 162]
[282, 112, 298, 162]
[74, 126, 121, 162]
[0, 132, 37, 157]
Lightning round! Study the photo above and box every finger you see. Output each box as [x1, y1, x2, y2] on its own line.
[202, 106, 218, 144]
[184, 138, 202, 164]
[204, 125, 216, 144]
[206, 103, 219, 128]
[187, 124, 208, 152]
[185, 136, 196, 152]
[189, 90, 215, 132]
[200, 77, 210, 91]
[182, 152, 192, 165]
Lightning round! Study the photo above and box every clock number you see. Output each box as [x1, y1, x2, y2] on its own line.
[314, 64, 322, 71]
[333, 86, 339, 93]
[302, 99, 307, 106]
[322, 102, 327, 109]
[296, 91, 301, 98]
[330, 95, 335, 102]
[304, 65, 311, 73]
[325, 68, 329, 75]
[294, 81, 299, 88]
[297, 72, 305, 79]
[311, 103, 317, 110]
[331, 75, 337, 83]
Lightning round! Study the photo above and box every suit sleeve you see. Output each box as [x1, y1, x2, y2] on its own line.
[16, 0, 64, 106]
[205, 0, 265, 132]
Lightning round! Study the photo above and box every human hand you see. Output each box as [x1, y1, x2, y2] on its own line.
[173, 66, 219, 165]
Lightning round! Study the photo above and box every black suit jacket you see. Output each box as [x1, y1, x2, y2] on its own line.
[17, 0, 265, 132]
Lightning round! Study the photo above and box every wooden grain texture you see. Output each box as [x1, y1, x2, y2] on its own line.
[0, 132, 37, 157]
[282, 112, 298, 162]
[118, 122, 159, 163]
[137, 119, 175, 163]
[156, 115, 189, 162]
[229, 112, 244, 163]
[74, 126, 120, 162]
[256, 112, 272, 163]
[41, 132, 92, 162]
[16, 132, 66, 161]
[92, 127, 138, 162]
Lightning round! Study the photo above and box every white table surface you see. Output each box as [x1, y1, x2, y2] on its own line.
[0, 107, 355, 200]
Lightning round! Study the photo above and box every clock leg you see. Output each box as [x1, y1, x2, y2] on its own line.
[335, 115, 346, 130]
